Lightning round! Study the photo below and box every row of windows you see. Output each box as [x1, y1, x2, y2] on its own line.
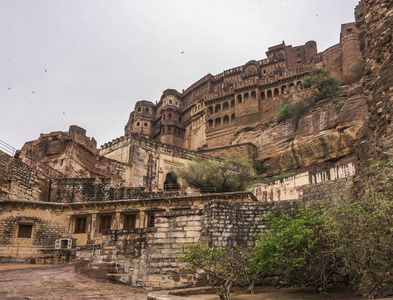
[74, 213, 154, 234]
[208, 114, 235, 128]
[260, 81, 303, 100]
[207, 100, 235, 114]
[137, 107, 150, 113]
[162, 126, 184, 136]
[237, 91, 257, 103]
[163, 98, 182, 108]
[163, 113, 181, 122]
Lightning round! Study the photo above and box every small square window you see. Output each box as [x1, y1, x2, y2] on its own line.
[18, 224, 33, 238]
[123, 214, 136, 229]
[99, 215, 112, 233]
[74, 216, 87, 233]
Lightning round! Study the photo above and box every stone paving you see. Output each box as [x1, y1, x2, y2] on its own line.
[0, 264, 148, 299]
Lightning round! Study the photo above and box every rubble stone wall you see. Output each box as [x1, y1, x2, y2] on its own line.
[0, 201, 67, 263]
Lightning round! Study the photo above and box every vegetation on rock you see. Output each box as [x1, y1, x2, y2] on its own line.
[276, 68, 341, 122]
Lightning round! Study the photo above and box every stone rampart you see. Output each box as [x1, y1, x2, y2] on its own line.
[253, 162, 355, 202]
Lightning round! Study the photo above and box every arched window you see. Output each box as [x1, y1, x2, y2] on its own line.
[237, 94, 242, 104]
[223, 115, 229, 125]
[231, 113, 235, 123]
[215, 118, 221, 127]
[138, 107, 141, 112]
[274, 88, 279, 97]
[208, 106, 213, 115]
[251, 91, 256, 100]
[244, 93, 249, 102]
[145, 108, 149, 113]
[168, 113, 172, 120]
[136, 122, 140, 126]
[164, 172, 180, 191]
[231, 99, 235, 108]
[281, 85, 287, 95]
[163, 114, 166, 120]
[144, 122, 148, 127]
[215, 104, 221, 113]
[267, 90, 272, 99]
[223, 102, 229, 110]
[289, 83, 295, 94]
[260, 91, 265, 100]
[208, 119, 213, 128]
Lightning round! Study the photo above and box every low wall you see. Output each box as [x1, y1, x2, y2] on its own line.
[253, 162, 355, 202]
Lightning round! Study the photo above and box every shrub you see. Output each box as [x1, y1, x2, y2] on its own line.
[335, 99, 345, 113]
[253, 206, 344, 292]
[178, 244, 259, 300]
[303, 68, 341, 101]
[178, 155, 256, 193]
[276, 104, 292, 122]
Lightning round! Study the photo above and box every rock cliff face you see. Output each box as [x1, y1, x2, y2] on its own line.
[231, 83, 368, 175]
[355, 0, 393, 171]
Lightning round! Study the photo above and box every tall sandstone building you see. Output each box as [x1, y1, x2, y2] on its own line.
[124, 22, 362, 156]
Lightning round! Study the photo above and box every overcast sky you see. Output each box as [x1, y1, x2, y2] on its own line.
[0, 0, 360, 150]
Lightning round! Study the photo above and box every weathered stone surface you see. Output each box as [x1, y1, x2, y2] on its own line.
[355, 0, 393, 170]
[230, 90, 367, 175]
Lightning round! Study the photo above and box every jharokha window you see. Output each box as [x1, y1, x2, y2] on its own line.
[18, 224, 33, 238]
[74, 216, 87, 233]
[99, 215, 112, 233]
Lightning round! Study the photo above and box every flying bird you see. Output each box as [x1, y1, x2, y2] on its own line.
[181, 51, 184, 54]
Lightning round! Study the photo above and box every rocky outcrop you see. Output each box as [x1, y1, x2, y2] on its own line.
[231, 84, 368, 175]
[355, 0, 393, 171]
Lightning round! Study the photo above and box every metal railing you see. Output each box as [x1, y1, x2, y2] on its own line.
[0, 140, 18, 156]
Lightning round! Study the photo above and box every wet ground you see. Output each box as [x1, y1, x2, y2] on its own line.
[187, 286, 363, 299]
[0, 264, 148, 299]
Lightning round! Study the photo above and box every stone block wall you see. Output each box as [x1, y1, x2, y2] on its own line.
[49, 178, 182, 203]
[303, 178, 353, 208]
[0, 150, 51, 202]
[75, 200, 300, 289]
[0, 201, 67, 263]
[201, 201, 299, 248]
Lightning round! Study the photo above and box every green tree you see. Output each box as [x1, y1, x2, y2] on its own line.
[252, 206, 345, 292]
[303, 68, 341, 101]
[178, 155, 256, 193]
[329, 159, 393, 298]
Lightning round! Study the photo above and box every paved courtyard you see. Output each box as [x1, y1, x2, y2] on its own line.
[0, 264, 148, 299]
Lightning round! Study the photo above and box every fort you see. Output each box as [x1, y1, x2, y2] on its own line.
[0, 1, 385, 291]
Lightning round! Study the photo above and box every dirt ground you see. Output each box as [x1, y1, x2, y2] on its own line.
[0, 264, 148, 299]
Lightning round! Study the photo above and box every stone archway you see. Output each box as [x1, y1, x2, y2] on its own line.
[164, 172, 180, 191]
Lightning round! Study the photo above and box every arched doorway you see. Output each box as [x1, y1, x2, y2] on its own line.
[164, 172, 180, 191]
